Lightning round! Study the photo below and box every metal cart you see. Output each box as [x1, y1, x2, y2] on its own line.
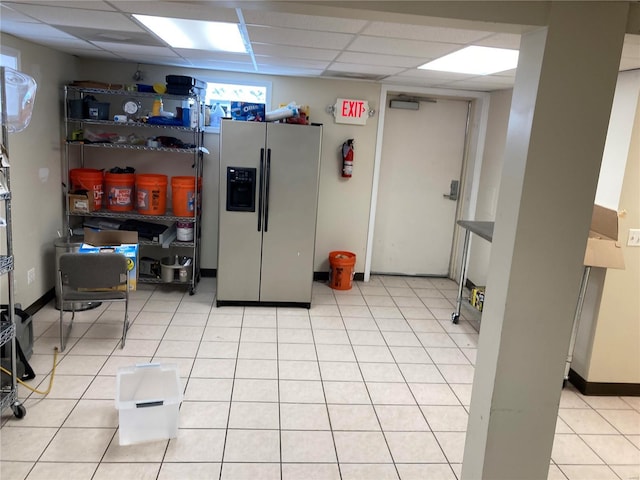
[0, 66, 33, 419]
[451, 220, 494, 326]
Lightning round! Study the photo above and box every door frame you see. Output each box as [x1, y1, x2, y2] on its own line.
[364, 84, 492, 281]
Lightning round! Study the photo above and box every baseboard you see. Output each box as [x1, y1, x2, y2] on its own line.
[200, 268, 216, 278]
[569, 368, 640, 396]
[24, 288, 55, 317]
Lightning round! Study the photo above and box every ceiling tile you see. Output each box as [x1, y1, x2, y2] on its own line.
[396, 69, 473, 82]
[0, 22, 76, 40]
[1, 4, 40, 22]
[55, 26, 163, 46]
[361, 21, 491, 44]
[475, 33, 521, 49]
[8, 3, 142, 31]
[258, 65, 324, 77]
[255, 56, 330, 70]
[247, 25, 353, 50]
[191, 61, 256, 73]
[242, 9, 367, 34]
[5, 1, 116, 11]
[327, 62, 403, 76]
[91, 42, 179, 57]
[173, 49, 252, 63]
[383, 75, 442, 87]
[252, 43, 339, 62]
[111, 1, 239, 23]
[336, 51, 424, 68]
[348, 36, 459, 59]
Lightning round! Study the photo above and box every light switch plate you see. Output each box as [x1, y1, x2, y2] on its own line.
[627, 229, 640, 247]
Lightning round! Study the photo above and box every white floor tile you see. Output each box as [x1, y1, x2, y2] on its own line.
[64, 399, 118, 428]
[179, 401, 229, 428]
[221, 463, 280, 480]
[164, 429, 225, 462]
[40, 428, 115, 462]
[334, 431, 392, 463]
[323, 381, 371, 405]
[328, 404, 380, 431]
[375, 405, 430, 432]
[13, 276, 640, 478]
[558, 408, 619, 435]
[0, 426, 58, 461]
[229, 401, 279, 429]
[158, 463, 221, 480]
[26, 462, 97, 480]
[282, 463, 340, 480]
[281, 403, 331, 430]
[340, 464, 399, 480]
[551, 434, 604, 465]
[281, 430, 337, 463]
[395, 463, 457, 480]
[385, 431, 447, 462]
[558, 465, 620, 480]
[280, 380, 326, 403]
[598, 409, 640, 435]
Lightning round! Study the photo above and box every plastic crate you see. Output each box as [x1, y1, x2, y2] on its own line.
[116, 363, 182, 445]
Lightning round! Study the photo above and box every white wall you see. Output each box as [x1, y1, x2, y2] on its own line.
[1, 33, 78, 308]
[466, 88, 512, 286]
[72, 61, 383, 273]
[580, 94, 640, 384]
[595, 70, 640, 209]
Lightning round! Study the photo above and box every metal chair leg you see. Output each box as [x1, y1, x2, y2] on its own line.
[120, 299, 129, 349]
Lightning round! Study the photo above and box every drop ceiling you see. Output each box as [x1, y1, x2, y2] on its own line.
[1, 0, 639, 92]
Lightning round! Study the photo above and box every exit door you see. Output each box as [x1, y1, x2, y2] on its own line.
[371, 98, 470, 276]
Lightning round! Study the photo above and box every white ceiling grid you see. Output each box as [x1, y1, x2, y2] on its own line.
[0, 0, 638, 92]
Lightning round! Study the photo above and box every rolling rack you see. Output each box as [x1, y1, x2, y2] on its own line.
[0, 66, 35, 419]
[451, 220, 494, 329]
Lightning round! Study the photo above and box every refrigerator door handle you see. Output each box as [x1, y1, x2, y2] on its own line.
[257, 148, 265, 231]
[264, 148, 272, 232]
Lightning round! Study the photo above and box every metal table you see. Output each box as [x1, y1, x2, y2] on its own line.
[451, 220, 494, 324]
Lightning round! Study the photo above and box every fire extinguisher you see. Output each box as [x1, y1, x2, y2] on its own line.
[342, 139, 354, 178]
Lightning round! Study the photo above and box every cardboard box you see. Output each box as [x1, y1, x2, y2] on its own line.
[470, 286, 485, 312]
[230, 102, 265, 122]
[79, 228, 139, 290]
[69, 192, 96, 213]
[583, 205, 625, 269]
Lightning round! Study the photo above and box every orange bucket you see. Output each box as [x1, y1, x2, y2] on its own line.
[329, 251, 356, 290]
[171, 176, 202, 217]
[105, 172, 135, 211]
[136, 173, 167, 215]
[70, 168, 104, 209]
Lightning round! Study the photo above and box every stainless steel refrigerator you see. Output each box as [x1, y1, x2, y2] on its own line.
[217, 120, 322, 307]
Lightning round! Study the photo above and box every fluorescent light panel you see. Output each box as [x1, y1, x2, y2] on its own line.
[419, 46, 518, 75]
[133, 14, 247, 53]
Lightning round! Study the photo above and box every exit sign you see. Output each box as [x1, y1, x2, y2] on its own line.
[333, 98, 370, 125]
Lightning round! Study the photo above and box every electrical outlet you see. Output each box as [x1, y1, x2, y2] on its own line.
[628, 229, 640, 247]
[27, 268, 35, 285]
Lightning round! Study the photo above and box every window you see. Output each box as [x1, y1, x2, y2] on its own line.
[203, 80, 270, 132]
[1, 47, 19, 69]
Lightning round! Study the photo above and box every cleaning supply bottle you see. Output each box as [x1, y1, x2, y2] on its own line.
[152, 96, 163, 116]
[210, 103, 223, 129]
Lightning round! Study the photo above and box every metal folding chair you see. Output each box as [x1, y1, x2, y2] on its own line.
[58, 252, 130, 352]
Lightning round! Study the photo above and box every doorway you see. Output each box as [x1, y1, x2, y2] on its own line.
[370, 96, 471, 276]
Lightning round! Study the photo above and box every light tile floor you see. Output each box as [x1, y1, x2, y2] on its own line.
[1, 275, 639, 480]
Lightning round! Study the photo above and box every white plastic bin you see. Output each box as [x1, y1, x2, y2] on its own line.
[116, 363, 182, 445]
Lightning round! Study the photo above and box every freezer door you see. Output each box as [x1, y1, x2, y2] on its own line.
[260, 123, 322, 303]
[217, 121, 266, 302]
